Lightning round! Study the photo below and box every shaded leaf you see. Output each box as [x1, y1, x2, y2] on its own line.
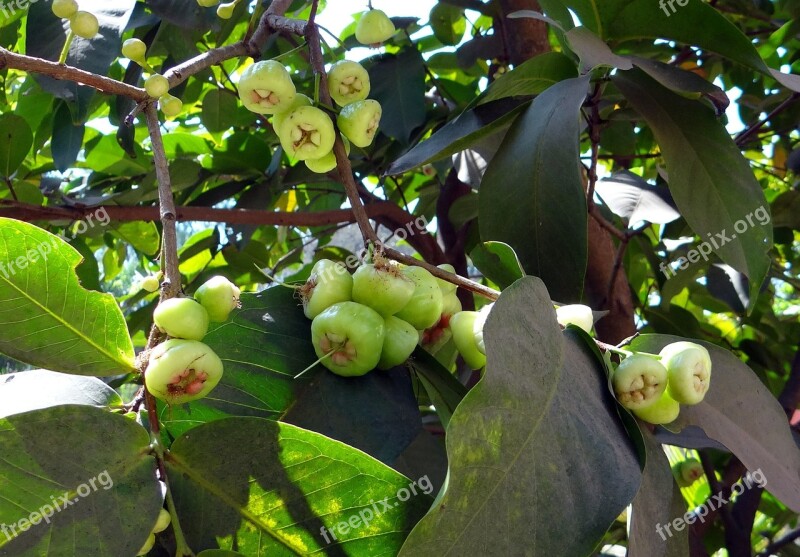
[399, 277, 640, 556]
[0, 406, 161, 556]
[368, 48, 427, 144]
[409, 347, 468, 429]
[168, 418, 432, 555]
[630, 334, 800, 512]
[479, 51, 578, 105]
[0, 114, 33, 177]
[51, 101, 85, 173]
[565, 26, 633, 71]
[0, 219, 135, 375]
[479, 76, 590, 302]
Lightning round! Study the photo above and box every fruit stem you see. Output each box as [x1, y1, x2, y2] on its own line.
[138, 59, 157, 74]
[58, 30, 74, 64]
[164, 477, 194, 557]
[272, 41, 308, 61]
[293, 349, 336, 379]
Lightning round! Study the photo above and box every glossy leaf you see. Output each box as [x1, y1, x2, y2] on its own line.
[399, 277, 640, 555]
[0, 406, 162, 556]
[478, 51, 578, 104]
[614, 69, 772, 302]
[479, 76, 590, 302]
[167, 418, 432, 555]
[0, 219, 135, 375]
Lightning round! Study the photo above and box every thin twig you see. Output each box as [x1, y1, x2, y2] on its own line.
[735, 93, 800, 146]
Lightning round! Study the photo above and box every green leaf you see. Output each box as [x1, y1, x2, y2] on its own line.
[367, 48, 427, 144]
[479, 76, 590, 302]
[408, 347, 468, 429]
[111, 221, 161, 257]
[0, 406, 162, 556]
[201, 89, 239, 133]
[628, 427, 689, 557]
[167, 418, 432, 555]
[386, 98, 528, 175]
[0, 219, 135, 375]
[479, 51, 578, 105]
[469, 241, 525, 290]
[399, 277, 641, 555]
[0, 114, 33, 178]
[630, 334, 800, 512]
[614, 69, 772, 303]
[0, 369, 122, 418]
[51, 101, 85, 172]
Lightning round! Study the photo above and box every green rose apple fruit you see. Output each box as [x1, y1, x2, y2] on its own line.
[197, 0, 220, 5]
[555, 304, 594, 334]
[395, 266, 443, 330]
[435, 263, 458, 295]
[305, 135, 350, 174]
[352, 261, 415, 316]
[272, 93, 312, 134]
[612, 354, 668, 410]
[673, 458, 704, 487]
[145, 339, 223, 405]
[337, 99, 382, 148]
[355, 9, 396, 46]
[300, 259, 353, 319]
[632, 391, 680, 424]
[70, 11, 99, 39]
[136, 533, 155, 556]
[144, 74, 170, 98]
[328, 60, 370, 106]
[160, 94, 183, 117]
[238, 60, 296, 115]
[377, 316, 418, 370]
[122, 38, 147, 62]
[153, 297, 209, 340]
[140, 274, 161, 293]
[311, 302, 385, 376]
[194, 275, 241, 322]
[472, 302, 493, 355]
[659, 341, 712, 405]
[278, 106, 336, 160]
[152, 509, 171, 533]
[450, 311, 486, 369]
[52, 0, 78, 19]
[217, 0, 237, 19]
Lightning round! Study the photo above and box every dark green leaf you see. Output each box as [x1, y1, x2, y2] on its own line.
[0, 114, 33, 178]
[409, 347, 468, 429]
[479, 51, 578, 105]
[368, 48, 427, 144]
[479, 76, 590, 302]
[469, 241, 525, 289]
[51, 102, 85, 172]
[201, 89, 239, 133]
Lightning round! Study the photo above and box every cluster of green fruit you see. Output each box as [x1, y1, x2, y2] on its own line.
[121, 39, 183, 117]
[51, 0, 99, 39]
[136, 509, 171, 556]
[194, 0, 241, 20]
[611, 342, 712, 424]
[298, 258, 460, 376]
[237, 57, 382, 173]
[144, 276, 241, 405]
[672, 458, 704, 488]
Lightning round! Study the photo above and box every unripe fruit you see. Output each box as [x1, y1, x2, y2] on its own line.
[378, 316, 418, 370]
[555, 304, 594, 334]
[659, 341, 712, 405]
[673, 458, 704, 487]
[355, 9, 396, 46]
[52, 0, 78, 19]
[137, 533, 155, 556]
[472, 302, 493, 355]
[197, 0, 220, 6]
[122, 38, 147, 61]
[395, 266, 443, 330]
[305, 136, 350, 174]
[140, 275, 161, 293]
[612, 354, 668, 410]
[441, 291, 462, 317]
[328, 60, 370, 107]
[145, 74, 170, 99]
[451, 311, 486, 369]
[145, 339, 224, 404]
[337, 99, 382, 148]
[435, 263, 458, 295]
[300, 259, 353, 319]
[278, 106, 336, 161]
[272, 93, 312, 134]
[152, 508, 171, 533]
[217, 1, 236, 19]
[429, 3, 466, 45]
[160, 94, 183, 118]
[69, 11, 99, 39]
[153, 298, 210, 341]
[238, 60, 296, 115]
[194, 275, 241, 322]
[632, 391, 680, 424]
[311, 302, 385, 376]
[351, 261, 415, 316]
